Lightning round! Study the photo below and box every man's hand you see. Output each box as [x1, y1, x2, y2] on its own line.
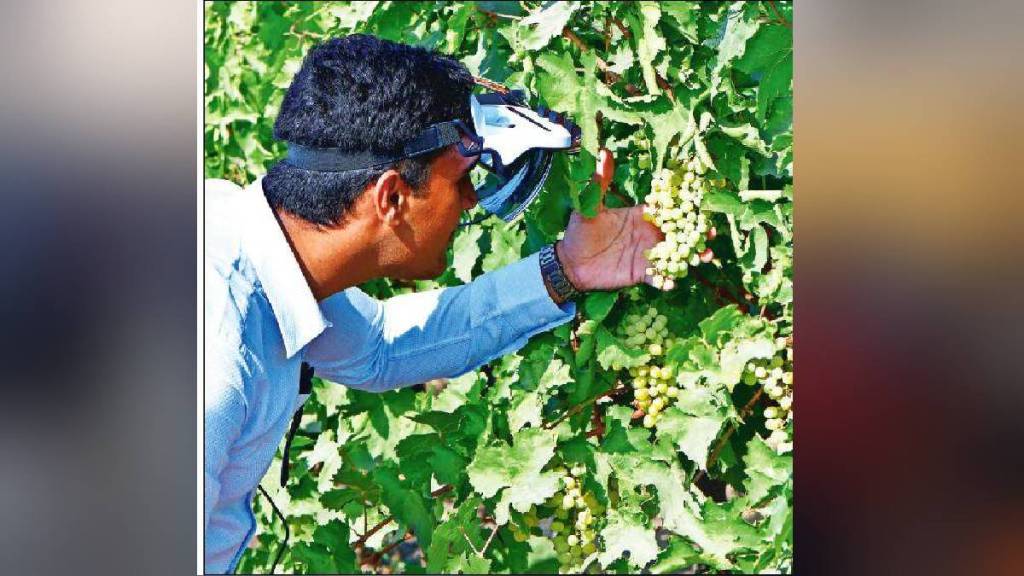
[557, 149, 665, 291]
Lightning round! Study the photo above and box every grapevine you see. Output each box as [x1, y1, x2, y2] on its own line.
[206, 2, 793, 574]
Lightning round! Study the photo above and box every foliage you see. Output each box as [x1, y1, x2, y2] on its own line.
[205, 1, 793, 573]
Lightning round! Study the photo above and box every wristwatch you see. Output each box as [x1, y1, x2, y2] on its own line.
[539, 243, 581, 303]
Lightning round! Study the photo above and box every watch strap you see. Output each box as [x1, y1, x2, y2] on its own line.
[539, 243, 581, 302]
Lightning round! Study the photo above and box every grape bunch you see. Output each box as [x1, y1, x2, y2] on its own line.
[618, 307, 682, 428]
[743, 336, 794, 453]
[549, 465, 602, 567]
[510, 464, 604, 570]
[641, 156, 717, 291]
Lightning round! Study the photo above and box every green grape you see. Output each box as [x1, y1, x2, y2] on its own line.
[779, 395, 792, 411]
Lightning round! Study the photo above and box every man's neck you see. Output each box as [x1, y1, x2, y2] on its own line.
[274, 208, 382, 301]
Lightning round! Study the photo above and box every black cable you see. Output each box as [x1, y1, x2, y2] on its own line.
[280, 408, 304, 487]
[258, 484, 289, 574]
[243, 363, 312, 574]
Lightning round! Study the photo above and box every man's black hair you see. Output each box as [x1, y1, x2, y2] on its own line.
[263, 34, 473, 225]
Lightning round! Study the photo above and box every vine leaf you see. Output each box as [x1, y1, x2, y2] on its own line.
[371, 463, 434, 549]
[466, 427, 561, 525]
[452, 226, 483, 282]
[517, 1, 580, 50]
[742, 434, 792, 504]
[656, 385, 736, 469]
[597, 505, 660, 569]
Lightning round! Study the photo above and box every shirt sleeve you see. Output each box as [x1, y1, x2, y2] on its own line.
[304, 252, 576, 391]
[204, 345, 248, 529]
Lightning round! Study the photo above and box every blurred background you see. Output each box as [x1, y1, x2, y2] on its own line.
[0, 0, 1020, 575]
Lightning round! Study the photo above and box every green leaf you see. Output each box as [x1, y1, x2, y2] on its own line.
[428, 445, 467, 486]
[525, 535, 561, 573]
[660, 2, 699, 43]
[713, 4, 760, 73]
[698, 305, 747, 346]
[476, 1, 524, 18]
[649, 101, 693, 170]
[517, 1, 579, 51]
[650, 537, 702, 574]
[583, 291, 618, 323]
[711, 334, 775, 391]
[450, 553, 492, 574]
[535, 51, 579, 113]
[742, 435, 792, 504]
[597, 505, 659, 569]
[628, 2, 667, 96]
[656, 399, 727, 470]
[425, 496, 484, 573]
[466, 427, 560, 524]
[734, 24, 793, 124]
[481, 222, 526, 272]
[313, 520, 357, 572]
[291, 542, 337, 573]
[452, 226, 483, 282]
[507, 389, 543, 433]
[372, 464, 434, 548]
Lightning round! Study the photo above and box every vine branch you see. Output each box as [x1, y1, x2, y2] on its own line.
[353, 484, 454, 549]
[766, 1, 793, 29]
[544, 384, 628, 430]
[692, 388, 764, 487]
[474, 5, 521, 20]
[478, 523, 501, 557]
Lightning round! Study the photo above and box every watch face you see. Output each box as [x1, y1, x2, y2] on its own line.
[475, 149, 553, 221]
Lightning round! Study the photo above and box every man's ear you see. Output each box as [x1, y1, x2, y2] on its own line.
[371, 169, 409, 226]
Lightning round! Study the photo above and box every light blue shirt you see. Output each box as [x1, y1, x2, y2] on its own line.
[204, 178, 575, 573]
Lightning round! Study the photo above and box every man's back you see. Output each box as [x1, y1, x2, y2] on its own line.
[204, 178, 311, 572]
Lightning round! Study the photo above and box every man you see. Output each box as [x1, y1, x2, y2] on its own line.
[204, 35, 660, 573]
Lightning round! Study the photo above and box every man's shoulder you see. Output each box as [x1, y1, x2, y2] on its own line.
[204, 178, 262, 341]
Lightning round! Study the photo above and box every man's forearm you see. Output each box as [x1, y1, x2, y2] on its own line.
[305, 252, 576, 391]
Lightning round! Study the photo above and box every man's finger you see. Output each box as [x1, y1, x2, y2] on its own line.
[591, 148, 614, 213]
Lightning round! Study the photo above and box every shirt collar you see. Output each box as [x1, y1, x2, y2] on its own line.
[239, 178, 330, 359]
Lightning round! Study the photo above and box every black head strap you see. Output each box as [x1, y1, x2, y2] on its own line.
[285, 121, 466, 173]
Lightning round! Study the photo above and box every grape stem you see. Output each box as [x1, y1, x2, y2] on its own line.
[692, 388, 764, 488]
